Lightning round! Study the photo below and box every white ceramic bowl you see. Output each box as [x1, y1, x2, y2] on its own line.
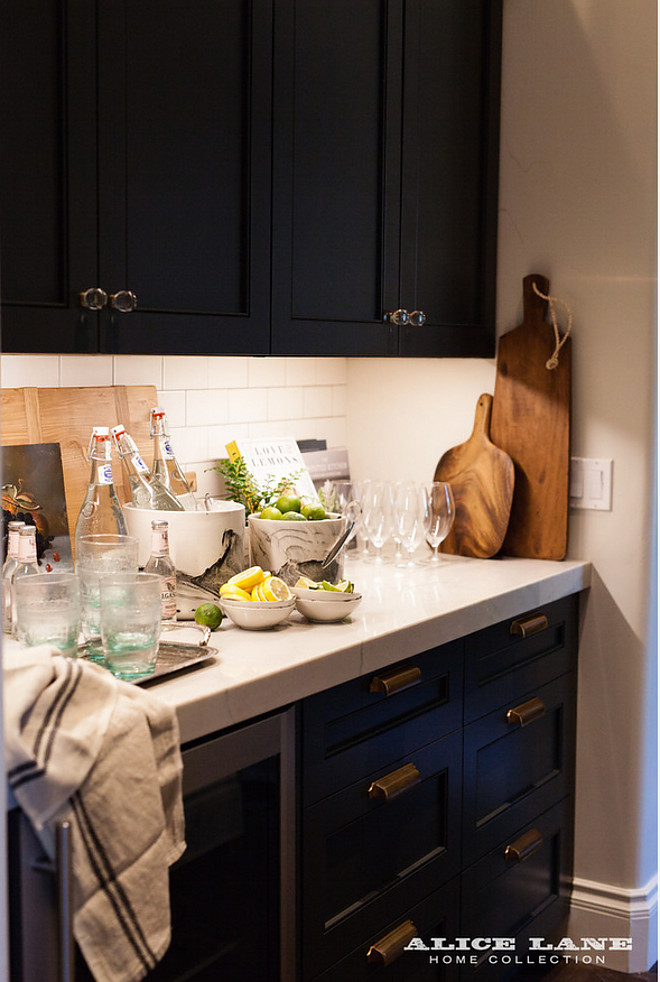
[294, 592, 362, 623]
[219, 596, 296, 630]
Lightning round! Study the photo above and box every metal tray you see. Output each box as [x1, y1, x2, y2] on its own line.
[79, 639, 217, 683]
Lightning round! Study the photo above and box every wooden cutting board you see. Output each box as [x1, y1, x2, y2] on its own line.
[433, 392, 515, 558]
[1, 385, 158, 545]
[490, 274, 572, 560]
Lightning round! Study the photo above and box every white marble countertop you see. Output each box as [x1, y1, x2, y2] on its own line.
[146, 553, 591, 744]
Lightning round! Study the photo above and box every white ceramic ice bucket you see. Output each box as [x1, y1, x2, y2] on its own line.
[123, 500, 245, 618]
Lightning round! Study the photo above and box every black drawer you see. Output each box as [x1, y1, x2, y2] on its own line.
[302, 730, 462, 979]
[463, 673, 576, 865]
[311, 877, 460, 982]
[464, 595, 578, 722]
[302, 640, 463, 804]
[460, 798, 574, 982]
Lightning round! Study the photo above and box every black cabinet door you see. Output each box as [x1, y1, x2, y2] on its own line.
[271, 0, 501, 357]
[0, 0, 99, 353]
[96, 0, 272, 355]
[1, 0, 273, 356]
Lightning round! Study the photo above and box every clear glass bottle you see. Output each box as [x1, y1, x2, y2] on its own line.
[144, 520, 177, 623]
[149, 407, 197, 511]
[74, 426, 128, 559]
[2, 519, 25, 634]
[10, 524, 44, 634]
[111, 424, 184, 512]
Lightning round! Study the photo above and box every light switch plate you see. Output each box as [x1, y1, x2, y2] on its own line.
[570, 458, 613, 510]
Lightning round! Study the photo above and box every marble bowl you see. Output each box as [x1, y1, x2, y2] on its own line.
[219, 596, 296, 630]
[248, 512, 346, 587]
[294, 592, 362, 623]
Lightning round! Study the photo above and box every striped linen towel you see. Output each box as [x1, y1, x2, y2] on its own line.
[4, 645, 186, 982]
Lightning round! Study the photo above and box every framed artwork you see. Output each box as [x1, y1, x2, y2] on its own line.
[2, 443, 73, 571]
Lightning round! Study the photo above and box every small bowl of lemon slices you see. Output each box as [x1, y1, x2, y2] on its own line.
[219, 566, 295, 630]
[292, 577, 362, 623]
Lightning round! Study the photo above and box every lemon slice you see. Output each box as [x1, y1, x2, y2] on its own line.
[220, 583, 252, 601]
[251, 578, 270, 601]
[260, 576, 292, 602]
[228, 565, 267, 591]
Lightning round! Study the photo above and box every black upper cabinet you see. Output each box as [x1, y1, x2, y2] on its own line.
[0, 0, 501, 358]
[271, 0, 502, 357]
[1, 0, 273, 355]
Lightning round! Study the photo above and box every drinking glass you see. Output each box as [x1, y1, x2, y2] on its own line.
[15, 572, 81, 657]
[76, 534, 139, 659]
[362, 481, 395, 563]
[100, 572, 162, 680]
[393, 482, 430, 568]
[424, 482, 455, 564]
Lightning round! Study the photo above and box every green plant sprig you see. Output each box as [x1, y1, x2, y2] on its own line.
[210, 456, 301, 515]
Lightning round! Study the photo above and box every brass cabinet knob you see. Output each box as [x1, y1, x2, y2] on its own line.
[409, 309, 426, 327]
[78, 287, 108, 310]
[506, 696, 546, 727]
[369, 664, 422, 696]
[368, 762, 421, 802]
[510, 613, 549, 637]
[109, 290, 138, 312]
[504, 827, 543, 863]
[366, 919, 418, 966]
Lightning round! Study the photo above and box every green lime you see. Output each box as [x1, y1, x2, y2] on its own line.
[260, 506, 283, 520]
[281, 510, 308, 521]
[194, 603, 223, 630]
[275, 494, 301, 514]
[302, 503, 327, 521]
[321, 579, 354, 592]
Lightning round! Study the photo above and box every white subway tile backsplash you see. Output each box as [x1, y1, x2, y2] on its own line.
[285, 357, 316, 386]
[228, 387, 268, 423]
[249, 357, 287, 388]
[268, 386, 303, 421]
[60, 355, 113, 387]
[208, 356, 249, 388]
[207, 422, 249, 458]
[169, 425, 208, 463]
[186, 389, 229, 427]
[114, 355, 162, 388]
[155, 390, 186, 427]
[303, 385, 334, 418]
[332, 385, 348, 416]
[163, 355, 209, 390]
[315, 357, 348, 385]
[0, 354, 60, 388]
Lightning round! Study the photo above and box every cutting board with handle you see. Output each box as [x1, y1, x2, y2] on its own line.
[433, 392, 515, 558]
[490, 274, 572, 560]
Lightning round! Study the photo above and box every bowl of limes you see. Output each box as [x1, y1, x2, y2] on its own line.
[218, 566, 296, 630]
[248, 494, 346, 588]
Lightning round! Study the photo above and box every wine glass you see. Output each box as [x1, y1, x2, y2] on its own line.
[424, 482, 455, 564]
[393, 481, 430, 568]
[362, 481, 395, 563]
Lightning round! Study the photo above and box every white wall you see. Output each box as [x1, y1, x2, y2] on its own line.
[346, 0, 658, 970]
[0, 0, 656, 971]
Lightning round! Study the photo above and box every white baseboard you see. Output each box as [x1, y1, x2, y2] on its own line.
[567, 873, 658, 973]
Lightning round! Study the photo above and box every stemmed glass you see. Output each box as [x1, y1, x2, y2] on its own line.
[424, 482, 455, 564]
[362, 481, 395, 563]
[393, 481, 430, 568]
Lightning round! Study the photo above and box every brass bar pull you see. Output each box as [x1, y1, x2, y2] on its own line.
[368, 762, 421, 802]
[369, 664, 422, 696]
[506, 696, 546, 727]
[505, 828, 543, 863]
[367, 919, 418, 966]
[510, 613, 549, 638]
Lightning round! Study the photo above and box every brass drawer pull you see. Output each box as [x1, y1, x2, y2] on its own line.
[504, 828, 543, 863]
[368, 762, 421, 802]
[369, 664, 422, 696]
[367, 919, 418, 966]
[510, 613, 549, 638]
[506, 696, 546, 727]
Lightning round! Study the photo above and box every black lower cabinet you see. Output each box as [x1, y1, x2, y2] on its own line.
[299, 594, 579, 982]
